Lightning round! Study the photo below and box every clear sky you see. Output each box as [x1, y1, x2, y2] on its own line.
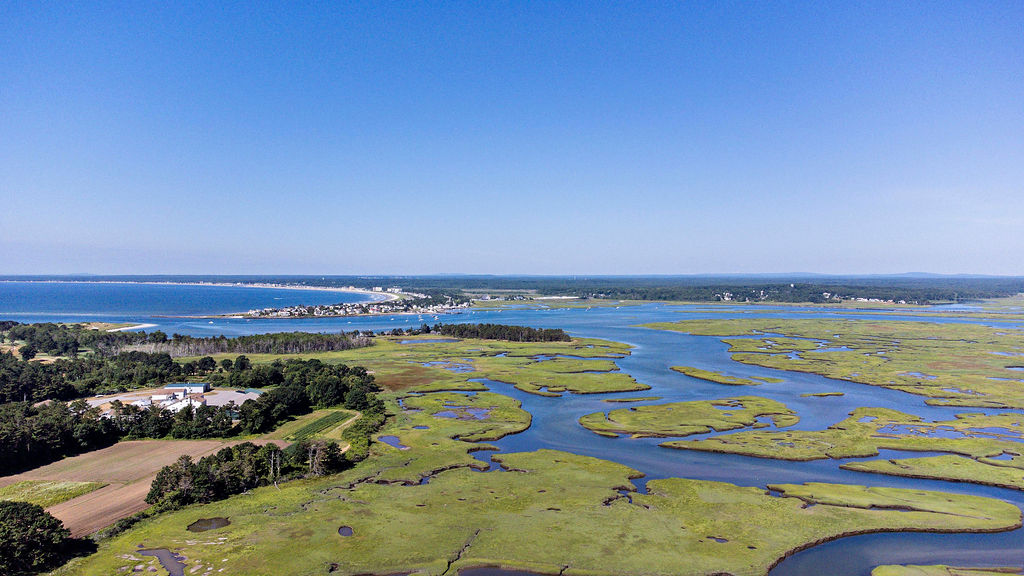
[2, 2, 1022, 275]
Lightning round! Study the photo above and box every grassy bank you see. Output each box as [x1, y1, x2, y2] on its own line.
[643, 318, 1024, 408]
[579, 396, 798, 438]
[872, 565, 1023, 576]
[671, 365, 784, 385]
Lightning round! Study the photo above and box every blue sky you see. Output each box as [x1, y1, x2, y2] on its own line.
[2, 2, 1022, 275]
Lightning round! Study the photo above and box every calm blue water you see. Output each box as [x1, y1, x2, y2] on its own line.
[3, 282, 1024, 575]
[0, 281, 377, 320]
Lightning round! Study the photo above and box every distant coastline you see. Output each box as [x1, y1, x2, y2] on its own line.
[164, 309, 465, 320]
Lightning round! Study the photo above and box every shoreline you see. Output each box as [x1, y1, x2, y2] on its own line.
[161, 307, 466, 321]
[108, 323, 158, 332]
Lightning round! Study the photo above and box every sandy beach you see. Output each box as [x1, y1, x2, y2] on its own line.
[107, 323, 157, 332]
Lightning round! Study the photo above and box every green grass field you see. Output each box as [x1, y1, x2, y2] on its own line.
[0, 480, 107, 508]
[283, 409, 357, 442]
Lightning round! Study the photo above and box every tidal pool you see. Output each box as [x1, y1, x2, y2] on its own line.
[900, 371, 938, 380]
[435, 407, 492, 420]
[138, 549, 186, 576]
[460, 569, 541, 576]
[874, 424, 968, 439]
[416, 360, 475, 373]
[186, 517, 230, 532]
[378, 435, 410, 450]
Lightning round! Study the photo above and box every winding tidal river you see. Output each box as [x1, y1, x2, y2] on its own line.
[3, 282, 1023, 575]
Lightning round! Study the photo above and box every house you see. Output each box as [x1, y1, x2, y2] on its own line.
[164, 383, 210, 394]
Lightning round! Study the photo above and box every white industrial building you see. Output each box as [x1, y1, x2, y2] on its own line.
[165, 396, 207, 412]
[164, 383, 210, 395]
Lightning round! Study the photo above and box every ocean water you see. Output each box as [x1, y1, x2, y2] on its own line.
[0, 281, 377, 321]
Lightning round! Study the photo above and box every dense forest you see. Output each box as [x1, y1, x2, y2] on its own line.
[0, 500, 76, 576]
[128, 331, 373, 356]
[0, 349, 201, 403]
[0, 323, 376, 403]
[0, 400, 117, 473]
[1, 321, 146, 358]
[0, 357, 381, 473]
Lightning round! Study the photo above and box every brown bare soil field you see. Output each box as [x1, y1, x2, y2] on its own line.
[46, 482, 154, 537]
[0, 439, 284, 537]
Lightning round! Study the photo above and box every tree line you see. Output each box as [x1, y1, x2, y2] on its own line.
[1, 322, 373, 359]
[126, 331, 373, 356]
[1, 322, 145, 359]
[429, 323, 571, 342]
[144, 438, 349, 511]
[0, 349, 199, 404]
